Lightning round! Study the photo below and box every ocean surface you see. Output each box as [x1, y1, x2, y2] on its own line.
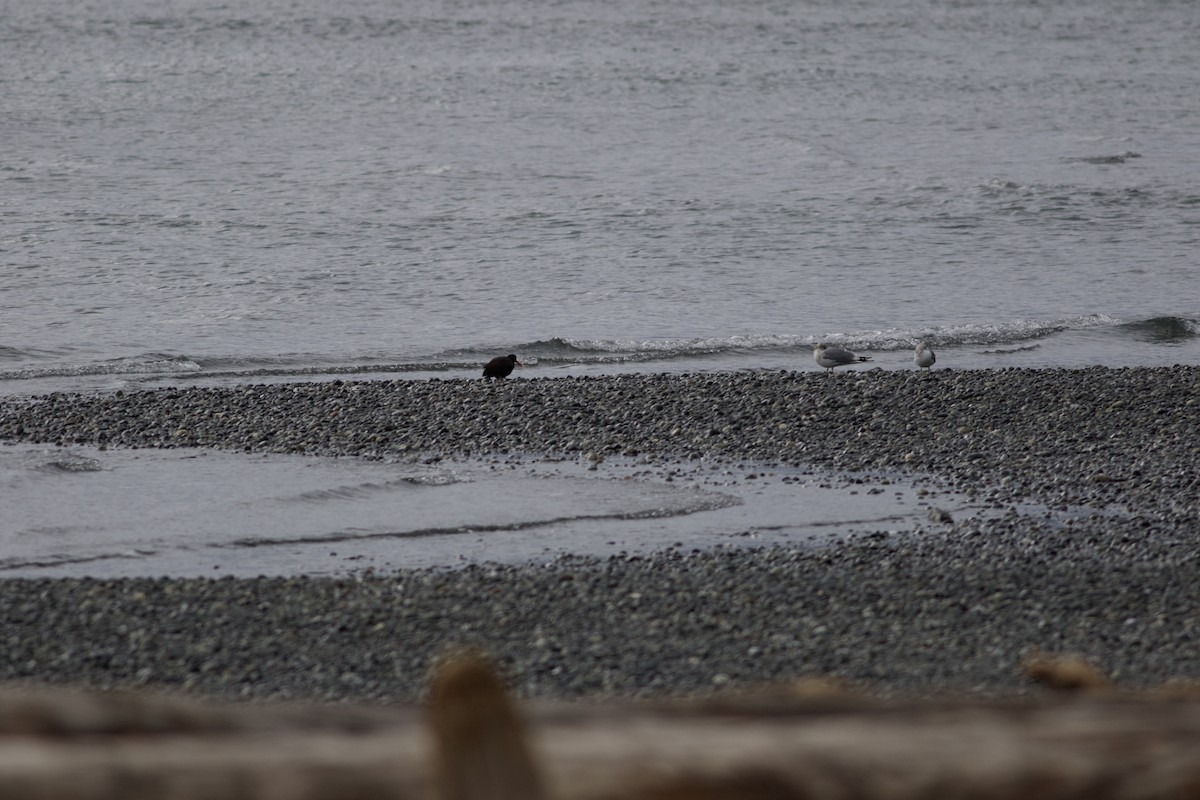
[1, 0, 1198, 576]
[2, 0, 1198, 397]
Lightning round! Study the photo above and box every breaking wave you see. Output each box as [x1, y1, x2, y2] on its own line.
[1115, 316, 1199, 344]
[2, 314, 1192, 389]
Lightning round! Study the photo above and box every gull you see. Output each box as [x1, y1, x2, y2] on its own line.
[915, 342, 936, 370]
[813, 343, 871, 373]
[482, 353, 523, 381]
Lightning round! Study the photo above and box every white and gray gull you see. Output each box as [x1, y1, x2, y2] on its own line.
[813, 342, 872, 373]
[914, 342, 936, 370]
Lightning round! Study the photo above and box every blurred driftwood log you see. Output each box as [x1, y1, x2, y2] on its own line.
[1, 653, 1200, 799]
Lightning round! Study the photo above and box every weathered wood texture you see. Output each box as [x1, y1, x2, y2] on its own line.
[2, 665, 1200, 799]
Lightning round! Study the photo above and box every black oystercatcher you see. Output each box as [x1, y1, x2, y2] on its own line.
[482, 354, 522, 381]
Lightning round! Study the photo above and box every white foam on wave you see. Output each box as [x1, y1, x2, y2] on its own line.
[834, 314, 1123, 352]
[557, 315, 1122, 357]
[0, 353, 202, 381]
[559, 333, 813, 354]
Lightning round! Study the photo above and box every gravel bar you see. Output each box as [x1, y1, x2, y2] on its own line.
[1, 366, 1198, 701]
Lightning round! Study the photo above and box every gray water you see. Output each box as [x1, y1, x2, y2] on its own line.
[1, 441, 988, 577]
[1, 0, 1197, 576]
[2, 0, 1198, 395]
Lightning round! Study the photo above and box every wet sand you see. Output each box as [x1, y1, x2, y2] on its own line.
[2, 440, 992, 577]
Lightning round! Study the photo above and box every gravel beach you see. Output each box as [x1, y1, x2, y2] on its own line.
[1, 367, 1198, 701]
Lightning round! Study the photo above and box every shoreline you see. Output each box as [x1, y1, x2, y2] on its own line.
[3, 365, 1196, 519]
[1, 366, 1198, 701]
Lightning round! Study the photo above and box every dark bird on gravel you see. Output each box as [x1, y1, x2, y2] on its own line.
[813, 342, 871, 373]
[482, 354, 522, 381]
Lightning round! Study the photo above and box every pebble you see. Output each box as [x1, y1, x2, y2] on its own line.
[0, 366, 1198, 701]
